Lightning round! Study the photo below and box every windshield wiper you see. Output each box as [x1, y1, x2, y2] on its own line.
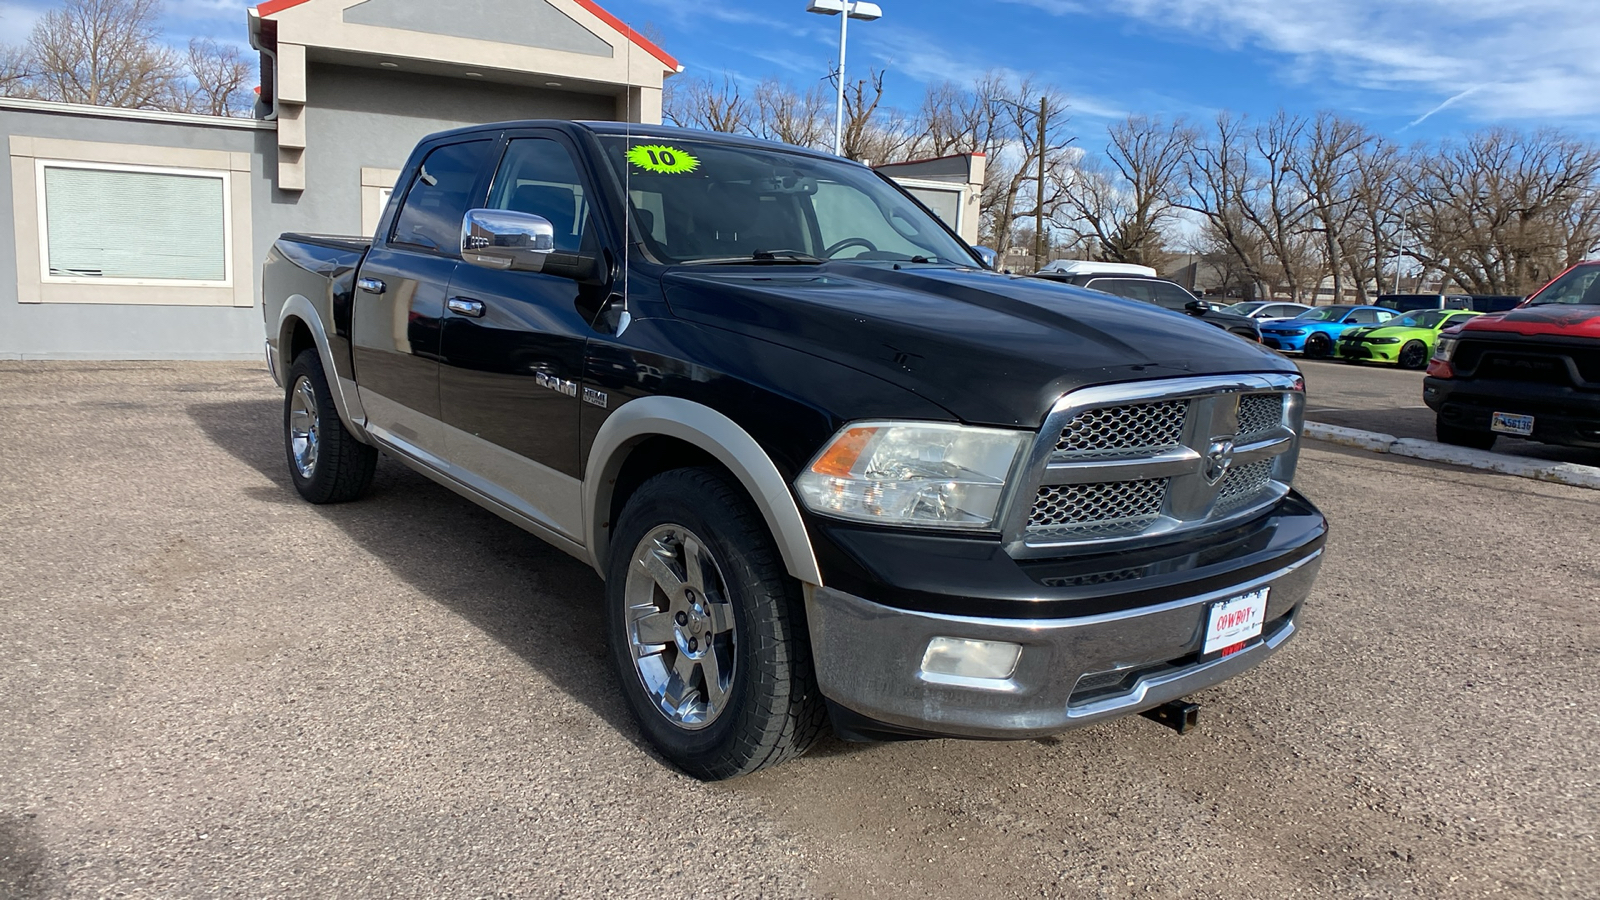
[682, 250, 825, 266]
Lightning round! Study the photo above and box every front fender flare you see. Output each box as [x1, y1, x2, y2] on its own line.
[585, 396, 823, 587]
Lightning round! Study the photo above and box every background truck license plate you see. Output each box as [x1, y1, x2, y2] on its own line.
[1491, 412, 1535, 436]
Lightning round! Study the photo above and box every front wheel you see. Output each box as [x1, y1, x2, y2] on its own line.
[606, 468, 827, 780]
[1304, 332, 1333, 359]
[284, 349, 377, 504]
[1437, 418, 1497, 451]
[1399, 341, 1430, 370]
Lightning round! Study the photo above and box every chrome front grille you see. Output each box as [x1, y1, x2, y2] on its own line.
[1214, 459, 1275, 514]
[1030, 479, 1169, 532]
[1008, 375, 1304, 556]
[1238, 393, 1285, 440]
[1056, 401, 1187, 456]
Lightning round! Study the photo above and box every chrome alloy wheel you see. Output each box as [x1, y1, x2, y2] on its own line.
[624, 524, 738, 730]
[288, 375, 321, 479]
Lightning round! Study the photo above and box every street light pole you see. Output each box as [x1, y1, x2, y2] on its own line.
[1036, 95, 1047, 270]
[806, 1, 883, 158]
[835, 6, 848, 156]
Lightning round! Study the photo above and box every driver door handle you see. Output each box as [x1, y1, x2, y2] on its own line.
[357, 276, 386, 294]
[447, 297, 486, 318]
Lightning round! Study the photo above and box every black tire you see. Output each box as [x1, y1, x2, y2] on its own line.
[1436, 418, 1497, 451]
[1399, 341, 1430, 370]
[1304, 332, 1333, 359]
[606, 467, 827, 780]
[284, 349, 378, 504]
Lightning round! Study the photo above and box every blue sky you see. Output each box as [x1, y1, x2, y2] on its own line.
[608, 0, 1600, 143]
[2, 0, 1597, 142]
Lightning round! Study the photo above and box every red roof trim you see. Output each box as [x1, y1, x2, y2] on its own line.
[254, 0, 679, 71]
[573, 0, 679, 71]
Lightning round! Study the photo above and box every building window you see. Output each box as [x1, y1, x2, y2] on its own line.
[37, 160, 231, 286]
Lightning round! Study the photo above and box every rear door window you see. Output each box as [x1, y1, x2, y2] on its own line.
[1347, 309, 1383, 325]
[1148, 281, 1200, 311]
[389, 140, 493, 256]
[1087, 278, 1156, 304]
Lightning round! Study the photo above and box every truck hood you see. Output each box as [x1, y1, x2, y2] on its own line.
[1458, 304, 1600, 339]
[661, 264, 1293, 428]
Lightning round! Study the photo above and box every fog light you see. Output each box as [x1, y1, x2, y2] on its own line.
[921, 637, 1022, 681]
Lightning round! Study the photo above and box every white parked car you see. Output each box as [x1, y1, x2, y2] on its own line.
[1225, 301, 1314, 321]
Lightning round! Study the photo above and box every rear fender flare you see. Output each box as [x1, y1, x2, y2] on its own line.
[584, 396, 823, 587]
[276, 295, 369, 441]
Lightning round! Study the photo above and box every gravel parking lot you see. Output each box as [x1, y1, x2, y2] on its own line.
[2, 362, 1596, 899]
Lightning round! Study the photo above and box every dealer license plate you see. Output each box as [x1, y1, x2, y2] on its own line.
[1491, 412, 1534, 436]
[1204, 588, 1270, 655]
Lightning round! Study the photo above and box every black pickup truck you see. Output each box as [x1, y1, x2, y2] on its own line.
[262, 121, 1327, 780]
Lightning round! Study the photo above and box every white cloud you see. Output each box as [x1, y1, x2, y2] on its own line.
[0, 1, 44, 45]
[1000, 0, 1600, 122]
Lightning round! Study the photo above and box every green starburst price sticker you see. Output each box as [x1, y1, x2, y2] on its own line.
[628, 144, 700, 174]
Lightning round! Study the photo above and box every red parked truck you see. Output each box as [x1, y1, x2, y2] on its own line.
[1424, 261, 1600, 450]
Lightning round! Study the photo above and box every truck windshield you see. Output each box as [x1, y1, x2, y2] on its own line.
[598, 135, 975, 267]
[1527, 264, 1600, 306]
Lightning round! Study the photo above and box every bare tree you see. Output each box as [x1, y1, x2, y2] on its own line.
[0, 43, 34, 95]
[1289, 112, 1372, 304]
[1238, 112, 1319, 301]
[1056, 114, 1194, 269]
[182, 38, 252, 117]
[837, 69, 920, 164]
[1407, 128, 1600, 294]
[1183, 113, 1273, 299]
[25, 0, 182, 109]
[753, 78, 829, 148]
[664, 73, 753, 134]
[1346, 137, 1406, 300]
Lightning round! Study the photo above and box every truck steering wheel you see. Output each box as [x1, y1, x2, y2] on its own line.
[823, 237, 879, 258]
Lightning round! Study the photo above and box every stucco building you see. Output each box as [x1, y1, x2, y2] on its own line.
[0, 0, 678, 360]
[0, 0, 986, 361]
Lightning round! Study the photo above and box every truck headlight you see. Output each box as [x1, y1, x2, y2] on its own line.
[796, 423, 1027, 529]
[1435, 335, 1459, 361]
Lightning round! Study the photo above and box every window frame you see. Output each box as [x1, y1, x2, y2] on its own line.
[485, 136, 596, 255]
[385, 138, 495, 259]
[35, 158, 234, 289]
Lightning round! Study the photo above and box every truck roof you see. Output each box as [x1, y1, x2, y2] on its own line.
[414, 119, 853, 166]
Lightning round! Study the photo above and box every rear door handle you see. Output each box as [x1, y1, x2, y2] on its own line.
[447, 297, 486, 318]
[357, 276, 386, 294]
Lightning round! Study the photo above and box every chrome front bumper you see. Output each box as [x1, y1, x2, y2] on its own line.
[806, 550, 1322, 739]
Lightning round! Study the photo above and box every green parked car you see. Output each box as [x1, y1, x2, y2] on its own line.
[1338, 309, 1483, 369]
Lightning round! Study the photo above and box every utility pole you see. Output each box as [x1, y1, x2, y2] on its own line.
[1036, 95, 1047, 271]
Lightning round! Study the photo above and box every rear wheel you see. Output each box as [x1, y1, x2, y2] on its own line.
[1304, 332, 1333, 359]
[606, 467, 827, 780]
[284, 349, 377, 504]
[1399, 341, 1429, 370]
[1437, 418, 1497, 451]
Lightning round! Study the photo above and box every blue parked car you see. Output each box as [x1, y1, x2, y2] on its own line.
[1259, 305, 1398, 357]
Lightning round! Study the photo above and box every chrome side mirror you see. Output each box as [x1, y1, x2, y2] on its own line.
[461, 209, 555, 272]
[972, 246, 999, 270]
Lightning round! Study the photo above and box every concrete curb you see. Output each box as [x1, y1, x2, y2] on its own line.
[1303, 422, 1600, 490]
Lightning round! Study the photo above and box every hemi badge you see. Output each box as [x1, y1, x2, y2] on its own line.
[583, 387, 608, 409]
